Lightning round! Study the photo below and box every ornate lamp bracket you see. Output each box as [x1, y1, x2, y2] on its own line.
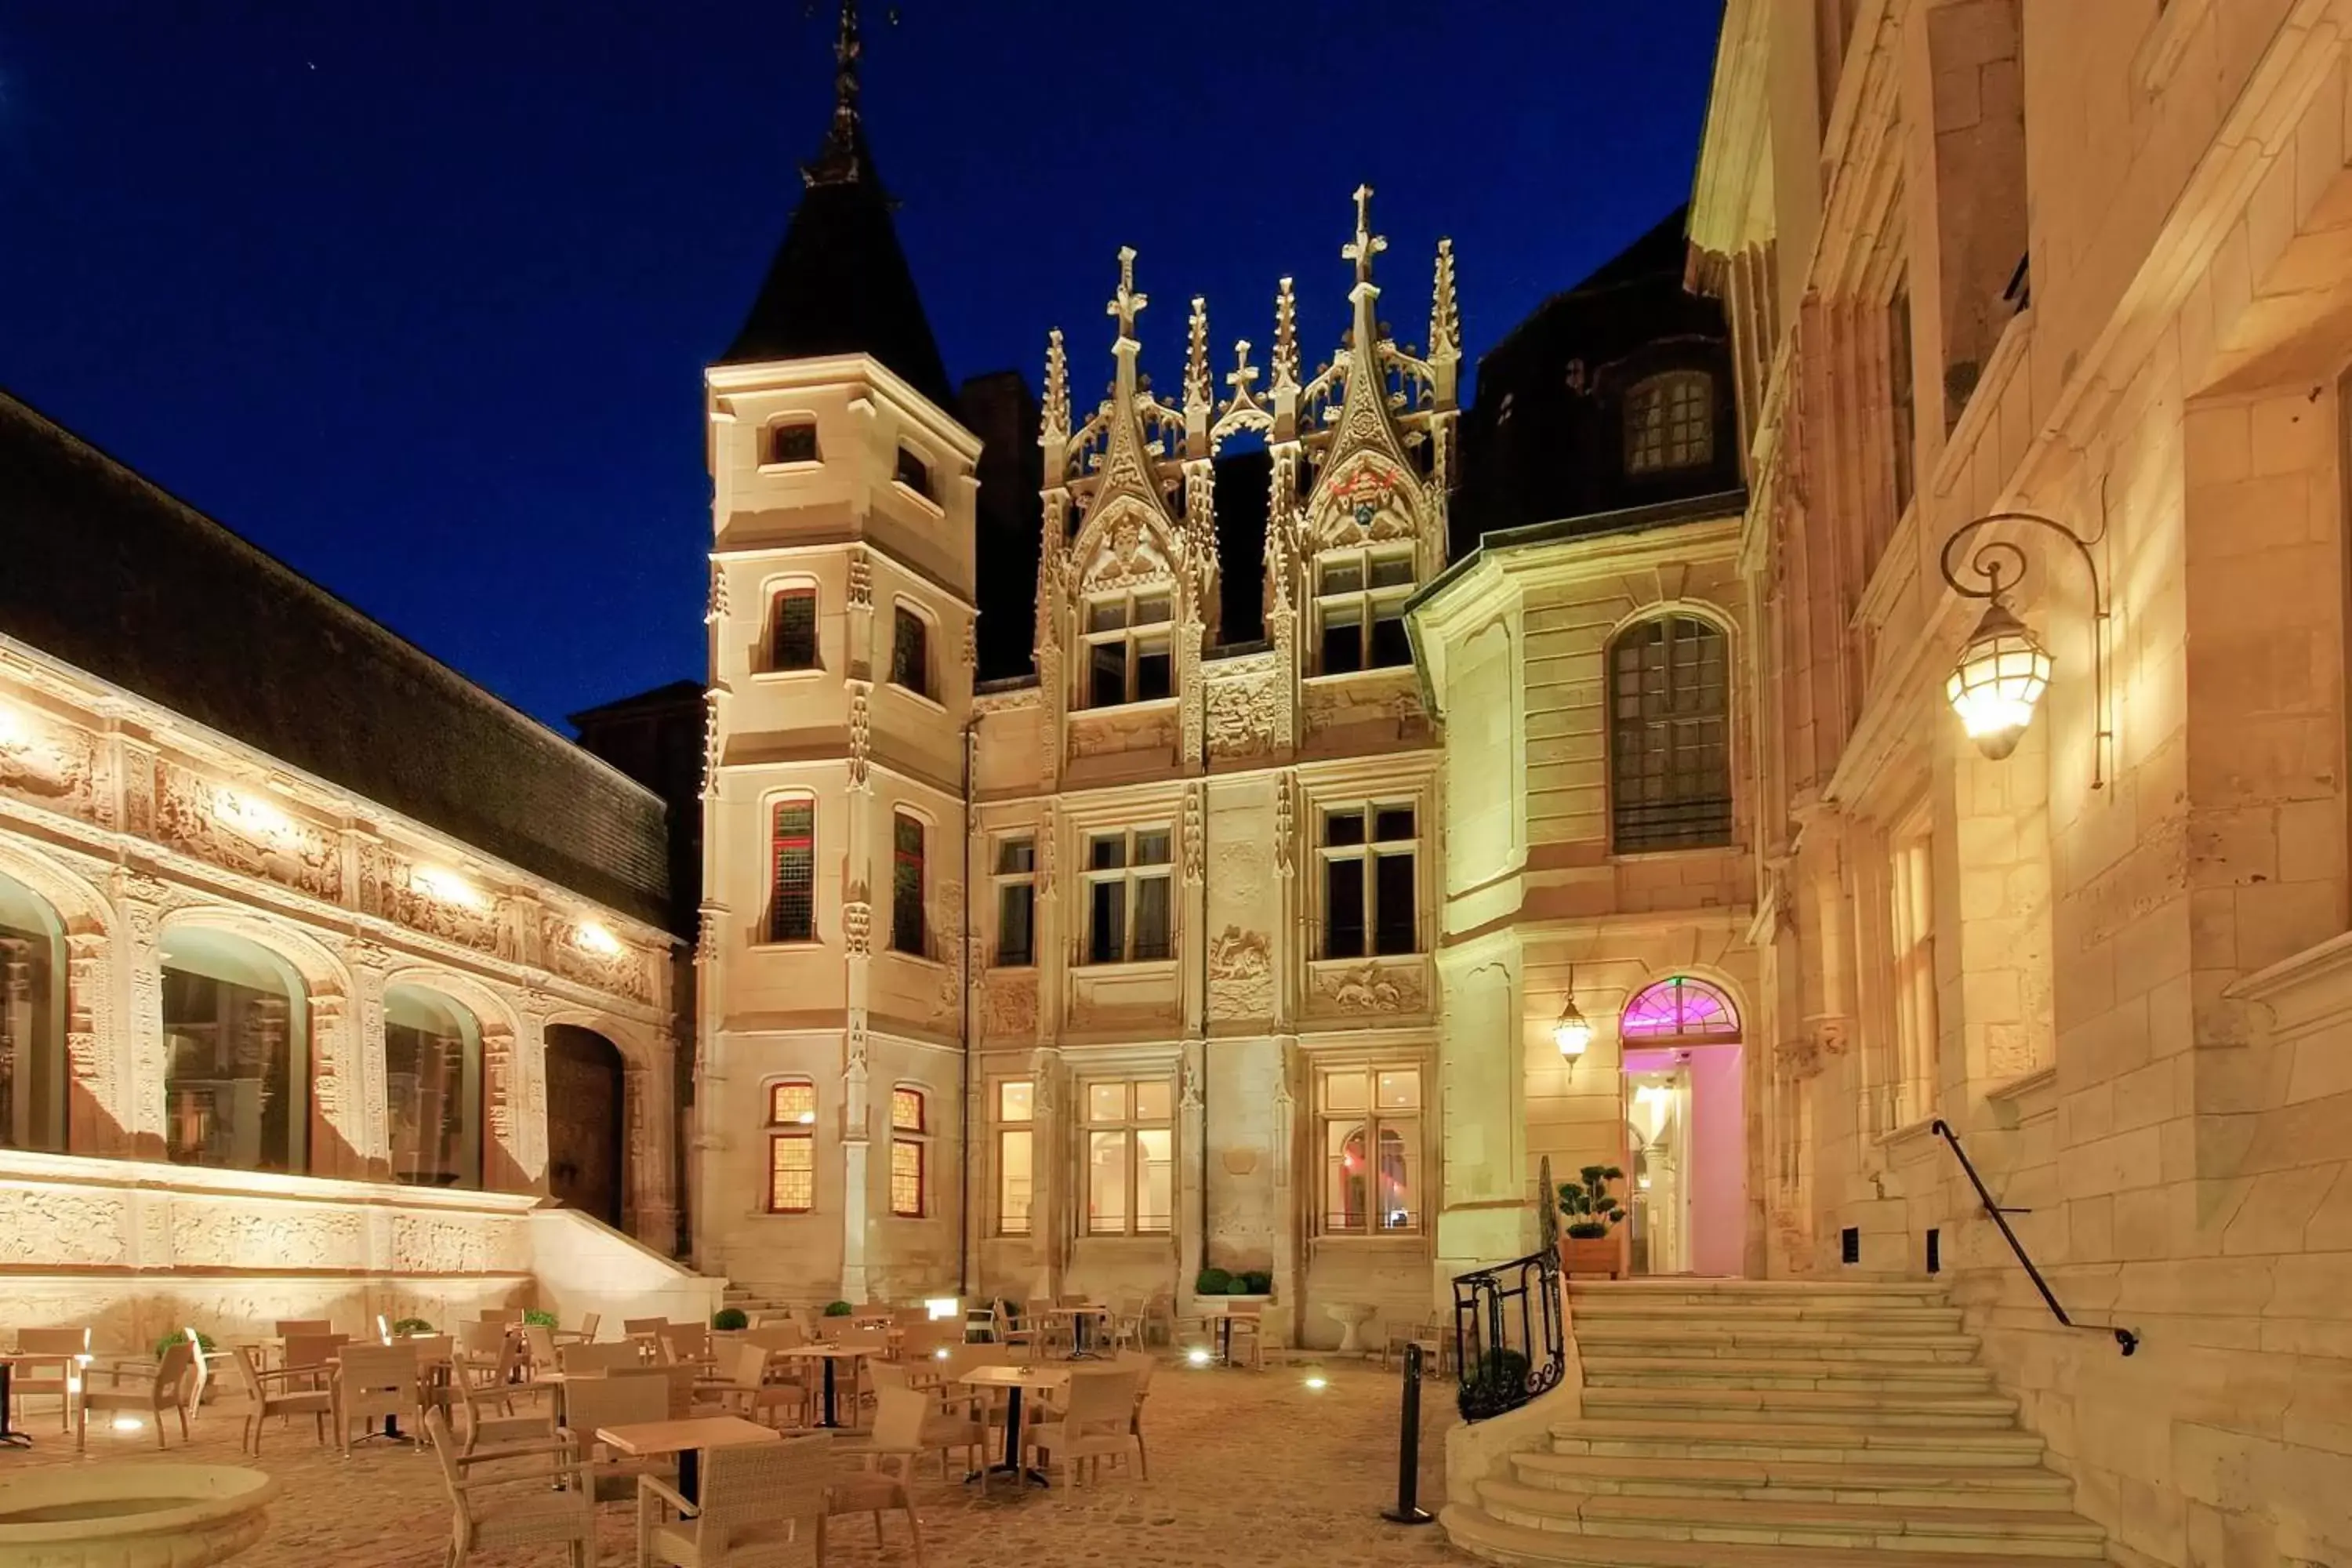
[1935, 492, 2112, 788]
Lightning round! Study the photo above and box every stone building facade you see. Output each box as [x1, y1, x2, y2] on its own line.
[1685, 0, 2352, 1563]
[0, 392, 696, 1347]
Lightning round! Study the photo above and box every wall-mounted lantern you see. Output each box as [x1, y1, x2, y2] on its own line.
[1936, 503, 2111, 787]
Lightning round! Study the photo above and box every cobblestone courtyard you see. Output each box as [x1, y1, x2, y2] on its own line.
[2, 1359, 1465, 1568]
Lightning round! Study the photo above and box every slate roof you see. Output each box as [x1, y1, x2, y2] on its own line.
[0, 390, 671, 930]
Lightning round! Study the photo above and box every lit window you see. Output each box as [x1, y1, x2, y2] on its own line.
[768, 800, 815, 943]
[1887, 809, 1937, 1131]
[1082, 590, 1174, 707]
[895, 446, 932, 499]
[889, 1087, 927, 1218]
[0, 868, 68, 1153]
[162, 928, 310, 1175]
[771, 421, 818, 465]
[1083, 828, 1173, 964]
[767, 1080, 816, 1214]
[1313, 548, 1414, 674]
[1609, 615, 1732, 851]
[891, 606, 931, 698]
[1319, 805, 1419, 959]
[1317, 1065, 1422, 1235]
[1624, 372, 1713, 474]
[384, 985, 483, 1190]
[891, 814, 927, 956]
[993, 837, 1036, 967]
[1621, 977, 1740, 1040]
[1084, 1078, 1174, 1236]
[769, 588, 818, 671]
[995, 1080, 1034, 1236]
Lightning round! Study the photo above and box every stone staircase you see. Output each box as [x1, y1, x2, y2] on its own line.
[1443, 1278, 2110, 1567]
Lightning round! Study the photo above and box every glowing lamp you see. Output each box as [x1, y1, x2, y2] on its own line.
[924, 1297, 960, 1321]
[1944, 597, 2053, 760]
[412, 866, 488, 911]
[1553, 999, 1593, 1062]
[1185, 1346, 1212, 1367]
[575, 921, 623, 957]
[1303, 1373, 1329, 1391]
[112, 1416, 145, 1432]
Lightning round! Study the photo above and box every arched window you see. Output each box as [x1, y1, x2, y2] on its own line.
[767, 1079, 816, 1214]
[162, 928, 308, 1174]
[1624, 372, 1714, 474]
[1621, 976, 1740, 1043]
[384, 985, 483, 1189]
[768, 799, 815, 943]
[1610, 615, 1733, 851]
[0, 869, 67, 1152]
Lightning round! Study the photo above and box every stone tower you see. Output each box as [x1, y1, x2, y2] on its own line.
[695, 0, 978, 1301]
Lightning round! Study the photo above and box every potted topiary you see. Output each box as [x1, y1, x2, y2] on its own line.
[1556, 1164, 1628, 1278]
[711, 1307, 749, 1332]
[390, 1316, 437, 1337]
[522, 1308, 558, 1330]
[1194, 1267, 1232, 1297]
[822, 1300, 854, 1318]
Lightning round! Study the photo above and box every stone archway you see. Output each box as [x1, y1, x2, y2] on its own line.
[544, 1024, 624, 1229]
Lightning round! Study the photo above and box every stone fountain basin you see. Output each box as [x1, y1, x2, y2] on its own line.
[0, 1464, 278, 1568]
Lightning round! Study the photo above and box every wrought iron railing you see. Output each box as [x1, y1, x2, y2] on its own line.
[1929, 1118, 2138, 1356]
[1451, 1247, 1566, 1421]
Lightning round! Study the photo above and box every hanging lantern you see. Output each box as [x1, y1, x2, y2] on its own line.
[1552, 996, 1593, 1062]
[1944, 596, 2052, 760]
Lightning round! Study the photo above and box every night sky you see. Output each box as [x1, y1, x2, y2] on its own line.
[0, 2, 1724, 731]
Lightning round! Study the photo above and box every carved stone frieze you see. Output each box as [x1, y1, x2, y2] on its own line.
[1067, 706, 1177, 762]
[702, 688, 722, 800]
[539, 911, 655, 1004]
[172, 1203, 365, 1271]
[1273, 774, 1296, 879]
[1206, 925, 1272, 1019]
[847, 682, 872, 791]
[1308, 959, 1427, 1015]
[1181, 787, 1203, 884]
[843, 900, 871, 958]
[0, 1188, 129, 1266]
[982, 971, 1037, 1037]
[1205, 674, 1277, 760]
[377, 856, 510, 956]
[847, 550, 873, 608]
[0, 710, 95, 815]
[154, 766, 342, 901]
[390, 1211, 524, 1273]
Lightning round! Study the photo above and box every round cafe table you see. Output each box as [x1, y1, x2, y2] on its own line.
[956, 1364, 1069, 1489]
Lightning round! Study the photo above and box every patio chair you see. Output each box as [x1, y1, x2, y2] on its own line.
[699, 1341, 807, 1429]
[220, 1345, 330, 1456]
[1112, 1349, 1158, 1479]
[10, 1326, 88, 1430]
[76, 1337, 194, 1452]
[562, 1340, 644, 1377]
[477, 1306, 524, 1324]
[452, 1374, 560, 1459]
[866, 1359, 983, 1479]
[637, 1431, 830, 1568]
[744, 1324, 804, 1352]
[662, 1320, 713, 1370]
[550, 1310, 601, 1346]
[524, 1323, 562, 1378]
[989, 1301, 1041, 1362]
[423, 1407, 593, 1568]
[279, 1331, 347, 1396]
[827, 1386, 929, 1563]
[1108, 1296, 1147, 1353]
[560, 1367, 676, 1506]
[1223, 1304, 1267, 1370]
[272, 1318, 333, 1338]
[333, 1343, 419, 1455]
[1023, 1367, 1141, 1490]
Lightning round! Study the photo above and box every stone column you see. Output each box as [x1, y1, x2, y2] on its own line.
[63, 930, 118, 1155]
[347, 942, 391, 1178]
[306, 989, 367, 1179]
[629, 1032, 682, 1254]
[1031, 1047, 1062, 1302]
[111, 872, 169, 1161]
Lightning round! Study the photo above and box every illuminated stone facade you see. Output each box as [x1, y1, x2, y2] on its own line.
[1683, 2, 2352, 1563]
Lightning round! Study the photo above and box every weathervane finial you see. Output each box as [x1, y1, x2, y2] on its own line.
[803, 0, 872, 187]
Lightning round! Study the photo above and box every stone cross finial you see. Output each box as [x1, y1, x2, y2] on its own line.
[1344, 183, 1388, 285]
[1107, 245, 1149, 339]
[1226, 339, 1260, 401]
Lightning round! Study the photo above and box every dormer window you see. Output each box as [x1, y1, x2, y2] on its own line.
[1083, 590, 1174, 707]
[1315, 548, 1414, 674]
[895, 446, 933, 499]
[1624, 372, 1713, 474]
[770, 421, 819, 465]
[891, 605, 932, 698]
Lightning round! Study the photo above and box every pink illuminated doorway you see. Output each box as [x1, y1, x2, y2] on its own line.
[1620, 977, 1744, 1276]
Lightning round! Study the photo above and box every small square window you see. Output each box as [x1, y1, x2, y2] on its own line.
[1088, 1083, 1128, 1122]
[1133, 829, 1172, 866]
[1133, 1081, 1173, 1120]
[996, 839, 1035, 875]
[998, 1080, 1034, 1123]
[1325, 811, 1367, 848]
[769, 1081, 817, 1126]
[1376, 1069, 1421, 1110]
[891, 1087, 926, 1133]
[1089, 836, 1127, 871]
[1374, 807, 1416, 842]
[895, 446, 932, 499]
[771, 422, 819, 465]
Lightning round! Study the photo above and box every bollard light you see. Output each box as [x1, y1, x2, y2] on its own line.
[1304, 1373, 1329, 1391]
[1185, 1346, 1211, 1367]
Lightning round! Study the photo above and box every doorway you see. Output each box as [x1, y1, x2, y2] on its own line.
[545, 1025, 625, 1229]
[1618, 977, 1745, 1276]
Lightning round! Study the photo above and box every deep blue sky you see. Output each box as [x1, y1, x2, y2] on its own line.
[0, 2, 1723, 731]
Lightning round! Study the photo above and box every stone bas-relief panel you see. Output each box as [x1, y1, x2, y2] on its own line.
[1301, 676, 1427, 746]
[0, 712, 96, 815]
[1206, 674, 1278, 760]
[1067, 706, 1178, 763]
[1306, 958, 1428, 1018]
[983, 971, 1038, 1038]
[392, 1210, 528, 1274]
[1207, 926, 1272, 1019]
[539, 911, 655, 1004]
[1065, 967, 1181, 1031]
[169, 1200, 368, 1272]
[155, 764, 343, 902]
[0, 1185, 132, 1267]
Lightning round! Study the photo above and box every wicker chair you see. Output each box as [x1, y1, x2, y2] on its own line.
[280, 1332, 347, 1394]
[827, 1386, 929, 1563]
[562, 1341, 645, 1377]
[333, 1343, 419, 1455]
[867, 1360, 985, 1479]
[272, 1318, 333, 1338]
[1022, 1367, 1141, 1490]
[10, 1326, 88, 1430]
[637, 1431, 830, 1567]
[220, 1345, 331, 1456]
[561, 1368, 677, 1507]
[76, 1338, 194, 1452]
[1112, 1349, 1158, 1478]
[451, 1374, 559, 1460]
[699, 1341, 807, 1429]
[423, 1407, 594, 1568]
[550, 1311, 601, 1347]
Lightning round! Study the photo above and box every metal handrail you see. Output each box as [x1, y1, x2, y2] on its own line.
[1929, 1118, 2137, 1356]
[1450, 1247, 1566, 1421]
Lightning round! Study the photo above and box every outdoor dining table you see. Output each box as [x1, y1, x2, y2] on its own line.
[956, 1364, 1069, 1489]
[1043, 1304, 1111, 1359]
[772, 1344, 873, 1428]
[597, 1414, 782, 1505]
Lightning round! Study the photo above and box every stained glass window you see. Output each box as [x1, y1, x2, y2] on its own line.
[768, 800, 815, 942]
[770, 589, 818, 670]
[1620, 977, 1740, 1040]
[767, 1078, 816, 1213]
[891, 814, 925, 956]
[890, 1136, 925, 1218]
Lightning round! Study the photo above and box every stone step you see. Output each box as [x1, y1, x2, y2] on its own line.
[1570, 1279, 1949, 1303]
[1579, 1356, 1993, 1393]
[1571, 1327, 1984, 1363]
[1570, 1301, 1966, 1329]
[1580, 1385, 2019, 1428]
[1443, 1504, 2100, 1568]
[1475, 1478, 2107, 1559]
[1506, 1451, 2076, 1510]
[1551, 1418, 2046, 1467]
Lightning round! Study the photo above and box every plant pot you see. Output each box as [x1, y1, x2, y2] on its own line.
[1558, 1233, 1622, 1279]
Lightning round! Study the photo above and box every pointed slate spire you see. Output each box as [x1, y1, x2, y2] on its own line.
[717, 1, 955, 409]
